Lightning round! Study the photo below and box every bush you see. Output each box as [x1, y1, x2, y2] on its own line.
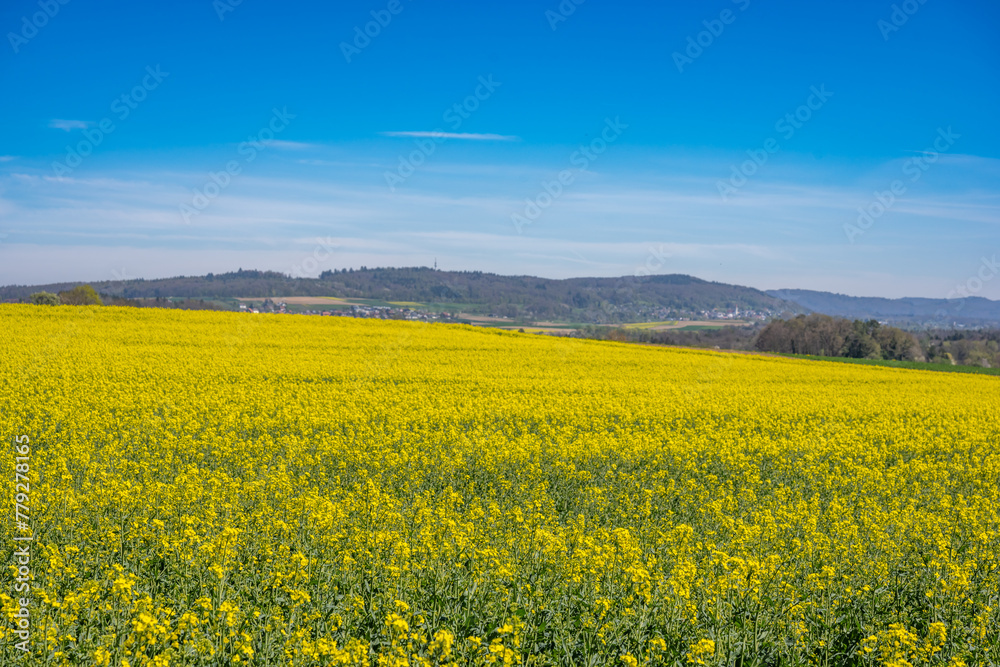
[59, 285, 104, 306]
[30, 291, 60, 306]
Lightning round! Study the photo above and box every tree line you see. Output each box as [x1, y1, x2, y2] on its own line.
[753, 314, 920, 360]
[573, 315, 1000, 368]
[30, 286, 104, 306]
[755, 315, 999, 367]
[30, 287, 219, 311]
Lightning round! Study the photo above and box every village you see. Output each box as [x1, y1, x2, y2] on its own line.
[238, 299, 467, 323]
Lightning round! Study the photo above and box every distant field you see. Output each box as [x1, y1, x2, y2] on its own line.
[623, 319, 749, 330]
[510, 326, 575, 334]
[671, 325, 726, 331]
[622, 320, 678, 329]
[458, 313, 516, 324]
[783, 353, 1000, 376]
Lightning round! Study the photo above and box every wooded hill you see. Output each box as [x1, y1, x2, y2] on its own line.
[8, 267, 1000, 327]
[0, 268, 799, 324]
[768, 288, 1000, 328]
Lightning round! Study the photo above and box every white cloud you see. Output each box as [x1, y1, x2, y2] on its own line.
[49, 119, 94, 131]
[262, 140, 319, 150]
[296, 159, 341, 166]
[1, 150, 998, 300]
[380, 131, 520, 141]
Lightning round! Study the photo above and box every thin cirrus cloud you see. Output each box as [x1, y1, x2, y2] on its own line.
[380, 131, 520, 141]
[261, 140, 318, 150]
[49, 119, 94, 131]
[2, 149, 997, 298]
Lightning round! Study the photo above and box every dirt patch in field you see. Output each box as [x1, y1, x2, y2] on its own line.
[459, 313, 516, 323]
[493, 326, 574, 335]
[237, 296, 349, 305]
[644, 320, 750, 330]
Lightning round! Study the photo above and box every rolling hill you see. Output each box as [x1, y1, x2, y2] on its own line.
[6, 268, 999, 327]
[767, 289, 1000, 328]
[0, 268, 798, 324]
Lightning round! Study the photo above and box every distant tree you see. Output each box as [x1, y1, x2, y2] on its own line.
[840, 331, 881, 359]
[755, 319, 794, 353]
[756, 314, 919, 361]
[30, 291, 60, 305]
[59, 285, 104, 306]
[856, 319, 881, 338]
[874, 326, 920, 361]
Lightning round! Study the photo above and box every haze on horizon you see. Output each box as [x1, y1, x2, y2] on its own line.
[1, 0, 998, 300]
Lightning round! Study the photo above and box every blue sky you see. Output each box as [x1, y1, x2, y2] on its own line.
[1, 0, 998, 298]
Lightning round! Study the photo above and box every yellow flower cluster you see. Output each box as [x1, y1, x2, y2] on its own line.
[1, 305, 998, 665]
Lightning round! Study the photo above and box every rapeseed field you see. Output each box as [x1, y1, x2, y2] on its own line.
[1, 305, 997, 666]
